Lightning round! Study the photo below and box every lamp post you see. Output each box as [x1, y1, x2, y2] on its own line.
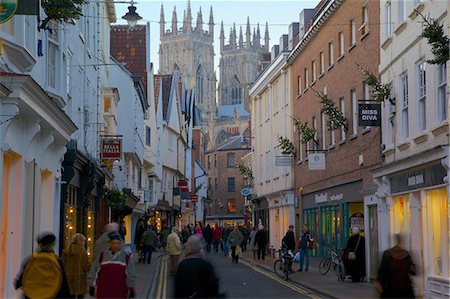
[121, 0, 142, 28]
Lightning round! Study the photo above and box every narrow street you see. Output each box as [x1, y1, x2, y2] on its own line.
[149, 252, 322, 299]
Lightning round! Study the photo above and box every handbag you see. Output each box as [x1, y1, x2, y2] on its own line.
[235, 245, 242, 256]
[348, 235, 361, 261]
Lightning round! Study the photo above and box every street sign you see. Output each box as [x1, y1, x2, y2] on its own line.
[358, 103, 381, 127]
[191, 194, 198, 202]
[240, 187, 252, 196]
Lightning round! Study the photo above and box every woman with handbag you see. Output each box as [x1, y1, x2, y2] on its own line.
[344, 227, 366, 282]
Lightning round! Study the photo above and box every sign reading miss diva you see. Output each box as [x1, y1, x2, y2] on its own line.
[358, 103, 381, 127]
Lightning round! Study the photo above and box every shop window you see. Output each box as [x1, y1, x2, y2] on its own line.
[64, 185, 77, 248]
[426, 189, 449, 277]
[391, 195, 411, 251]
[86, 195, 95, 260]
[227, 198, 237, 213]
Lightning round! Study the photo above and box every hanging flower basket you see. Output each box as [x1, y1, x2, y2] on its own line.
[105, 189, 127, 210]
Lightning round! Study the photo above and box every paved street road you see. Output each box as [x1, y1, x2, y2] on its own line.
[153, 252, 322, 299]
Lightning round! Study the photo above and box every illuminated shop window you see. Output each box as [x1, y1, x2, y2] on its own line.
[64, 186, 77, 248]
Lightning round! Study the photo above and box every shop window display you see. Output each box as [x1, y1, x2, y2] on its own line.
[64, 186, 77, 248]
[391, 195, 411, 251]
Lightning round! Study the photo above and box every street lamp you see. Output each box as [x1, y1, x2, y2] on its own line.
[121, 0, 142, 28]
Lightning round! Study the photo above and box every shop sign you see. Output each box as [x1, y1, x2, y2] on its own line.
[191, 194, 198, 202]
[358, 103, 381, 127]
[240, 187, 252, 196]
[315, 193, 328, 204]
[0, 0, 18, 24]
[308, 153, 325, 170]
[101, 138, 122, 159]
[330, 193, 343, 202]
[390, 163, 447, 193]
[178, 181, 189, 193]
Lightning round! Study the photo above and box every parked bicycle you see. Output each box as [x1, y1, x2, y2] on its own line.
[319, 246, 346, 281]
[273, 243, 295, 281]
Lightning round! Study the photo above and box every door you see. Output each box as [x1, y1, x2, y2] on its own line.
[368, 205, 379, 280]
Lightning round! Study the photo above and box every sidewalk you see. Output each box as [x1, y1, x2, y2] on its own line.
[240, 250, 378, 299]
[134, 249, 166, 298]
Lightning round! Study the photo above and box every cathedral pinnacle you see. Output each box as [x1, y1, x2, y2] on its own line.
[208, 6, 214, 41]
[239, 26, 244, 48]
[172, 6, 177, 35]
[264, 21, 270, 50]
[160, 4, 165, 37]
[246, 17, 251, 47]
[196, 7, 203, 31]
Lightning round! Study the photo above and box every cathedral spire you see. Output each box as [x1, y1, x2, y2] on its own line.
[257, 22, 261, 40]
[208, 6, 214, 41]
[186, 0, 192, 30]
[160, 4, 165, 38]
[172, 6, 177, 35]
[196, 7, 203, 31]
[246, 16, 251, 48]
[220, 20, 225, 53]
[252, 27, 257, 46]
[239, 26, 243, 49]
[264, 22, 270, 50]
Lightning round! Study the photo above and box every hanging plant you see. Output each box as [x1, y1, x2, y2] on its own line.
[40, 0, 87, 30]
[276, 136, 296, 156]
[313, 90, 348, 132]
[416, 10, 449, 65]
[236, 164, 253, 181]
[194, 184, 203, 194]
[105, 189, 127, 210]
[293, 118, 317, 144]
[357, 64, 393, 105]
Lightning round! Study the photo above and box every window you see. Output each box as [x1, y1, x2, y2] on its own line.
[312, 60, 316, 82]
[437, 64, 448, 122]
[265, 94, 270, 119]
[227, 177, 236, 192]
[320, 51, 325, 75]
[385, 1, 392, 37]
[351, 90, 358, 135]
[328, 42, 334, 67]
[331, 129, 335, 146]
[208, 155, 211, 170]
[417, 60, 426, 131]
[398, 0, 406, 23]
[48, 41, 57, 89]
[360, 6, 369, 36]
[388, 102, 395, 146]
[258, 98, 262, 125]
[392, 195, 411, 251]
[400, 73, 409, 139]
[340, 98, 346, 140]
[338, 31, 345, 57]
[298, 139, 303, 162]
[304, 68, 309, 90]
[273, 81, 278, 112]
[227, 198, 237, 213]
[321, 112, 326, 150]
[350, 19, 356, 46]
[297, 75, 301, 95]
[196, 66, 204, 104]
[145, 126, 151, 145]
[227, 153, 235, 168]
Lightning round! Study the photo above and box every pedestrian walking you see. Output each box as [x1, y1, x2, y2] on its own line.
[344, 227, 365, 282]
[227, 226, 244, 263]
[239, 226, 248, 252]
[166, 227, 182, 274]
[195, 224, 203, 238]
[119, 221, 127, 241]
[181, 226, 191, 244]
[282, 225, 296, 251]
[254, 225, 268, 260]
[61, 233, 90, 298]
[15, 231, 71, 299]
[134, 218, 146, 263]
[221, 225, 231, 256]
[248, 226, 258, 260]
[94, 222, 120, 258]
[212, 224, 222, 253]
[161, 226, 171, 249]
[175, 235, 219, 298]
[140, 225, 158, 264]
[298, 224, 313, 271]
[88, 232, 136, 298]
[376, 234, 416, 298]
[203, 224, 213, 253]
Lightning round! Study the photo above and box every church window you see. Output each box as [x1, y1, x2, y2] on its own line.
[232, 75, 241, 102]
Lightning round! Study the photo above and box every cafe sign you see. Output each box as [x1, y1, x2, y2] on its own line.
[358, 103, 381, 127]
[101, 138, 122, 160]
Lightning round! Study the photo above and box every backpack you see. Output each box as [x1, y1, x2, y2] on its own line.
[22, 252, 63, 299]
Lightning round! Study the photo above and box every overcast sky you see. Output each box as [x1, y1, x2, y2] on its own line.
[114, 0, 319, 73]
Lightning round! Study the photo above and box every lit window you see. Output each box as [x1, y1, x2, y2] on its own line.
[227, 198, 237, 213]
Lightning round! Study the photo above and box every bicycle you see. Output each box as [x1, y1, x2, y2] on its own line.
[273, 245, 294, 281]
[318, 246, 346, 281]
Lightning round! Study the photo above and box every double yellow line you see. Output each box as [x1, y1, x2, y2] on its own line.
[242, 261, 322, 299]
[155, 256, 168, 299]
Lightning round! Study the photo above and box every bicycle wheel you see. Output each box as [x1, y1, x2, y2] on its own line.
[274, 260, 283, 277]
[319, 257, 331, 275]
[336, 264, 345, 282]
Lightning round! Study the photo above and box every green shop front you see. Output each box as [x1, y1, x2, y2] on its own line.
[301, 180, 365, 257]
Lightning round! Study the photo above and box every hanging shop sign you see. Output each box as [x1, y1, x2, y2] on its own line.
[190, 194, 198, 202]
[0, 0, 18, 24]
[101, 138, 122, 159]
[358, 103, 381, 127]
[240, 187, 252, 197]
[177, 181, 189, 193]
[308, 153, 325, 170]
[16, 0, 39, 15]
[275, 155, 294, 166]
[390, 163, 447, 193]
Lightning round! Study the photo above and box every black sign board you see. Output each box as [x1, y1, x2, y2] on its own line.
[358, 103, 381, 127]
[390, 163, 446, 194]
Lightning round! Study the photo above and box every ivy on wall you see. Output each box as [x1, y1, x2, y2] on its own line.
[276, 135, 296, 156]
[357, 64, 393, 105]
[41, 0, 87, 29]
[416, 9, 449, 65]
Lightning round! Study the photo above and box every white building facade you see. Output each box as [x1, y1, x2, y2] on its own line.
[372, 0, 449, 297]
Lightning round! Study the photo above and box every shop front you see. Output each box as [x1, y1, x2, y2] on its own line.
[301, 180, 364, 257]
[267, 190, 295, 250]
[374, 157, 449, 298]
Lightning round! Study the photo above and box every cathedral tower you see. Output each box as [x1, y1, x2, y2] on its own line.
[159, 0, 216, 124]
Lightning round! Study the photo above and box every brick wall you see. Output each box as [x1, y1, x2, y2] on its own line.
[289, 0, 381, 195]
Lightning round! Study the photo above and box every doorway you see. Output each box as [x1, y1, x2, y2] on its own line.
[368, 205, 379, 280]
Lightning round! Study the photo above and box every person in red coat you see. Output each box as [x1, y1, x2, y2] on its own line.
[212, 224, 222, 253]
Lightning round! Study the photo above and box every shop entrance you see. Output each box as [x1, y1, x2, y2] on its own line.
[320, 205, 341, 256]
[368, 205, 379, 279]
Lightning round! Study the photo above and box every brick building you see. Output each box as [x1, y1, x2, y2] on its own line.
[205, 135, 251, 226]
[287, 0, 381, 262]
